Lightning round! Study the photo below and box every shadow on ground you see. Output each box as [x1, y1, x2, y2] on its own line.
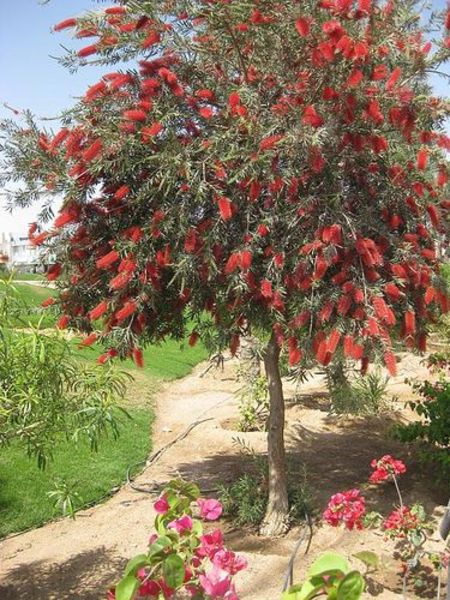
[0, 547, 124, 600]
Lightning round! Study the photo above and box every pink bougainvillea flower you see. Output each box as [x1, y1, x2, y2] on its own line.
[168, 515, 193, 534]
[382, 506, 419, 538]
[198, 498, 223, 521]
[199, 566, 236, 599]
[212, 549, 248, 575]
[154, 494, 170, 514]
[197, 529, 224, 559]
[323, 489, 366, 530]
[369, 455, 406, 483]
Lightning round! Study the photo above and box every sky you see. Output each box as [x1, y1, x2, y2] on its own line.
[0, 0, 448, 234]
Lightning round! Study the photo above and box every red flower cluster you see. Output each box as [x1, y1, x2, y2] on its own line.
[323, 489, 366, 530]
[369, 455, 406, 483]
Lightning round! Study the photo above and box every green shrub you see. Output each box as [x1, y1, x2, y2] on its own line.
[395, 369, 450, 480]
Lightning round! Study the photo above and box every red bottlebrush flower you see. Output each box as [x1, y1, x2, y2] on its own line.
[132, 348, 144, 368]
[47, 263, 62, 281]
[302, 105, 323, 128]
[437, 168, 448, 187]
[96, 250, 120, 270]
[199, 107, 213, 119]
[114, 185, 130, 201]
[261, 279, 273, 299]
[416, 148, 429, 170]
[142, 30, 161, 49]
[417, 332, 427, 352]
[384, 282, 402, 301]
[115, 300, 137, 323]
[391, 264, 408, 279]
[313, 255, 328, 280]
[358, 0, 372, 13]
[328, 330, 341, 354]
[79, 332, 98, 347]
[123, 109, 148, 122]
[105, 6, 127, 15]
[89, 300, 108, 321]
[188, 331, 199, 347]
[337, 295, 352, 316]
[343, 334, 354, 358]
[31, 231, 49, 247]
[57, 314, 70, 330]
[294, 17, 311, 37]
[318, 301, 334, 323]
[196, 89, 215, 101]
[54, 18, 77, 31]
[78, 44, 97, 58]
[371, 64, 388, 81]
[258, 134, 285, 153]
[424, 286, 436, 305]
[82, 139, 103, 162]
[426, 204, 440, 228]
[228, 92, 241, 108]
[217, 196, 233, 221]
[240, 250, 253, 271]
[316, 340, 330, 365]
[323, 489, 366, 531]
[109, 271, 133, 290]
[373, 296, 389, 320]
[384, 351, 397, 376]
[142, 122, 163, 142]
[370, 455, 406, 484]
[347, 69, 364, 87]
[257, 224, 269, 237]
[41, 297, 56, 308]
[386, 67, 401, 91]
[54, 207, 79, 229]
[50, 128, 70, 149]
[287, 338, 302, 366]
[404, 310, 416, 335]
[367, 317, 379, 336]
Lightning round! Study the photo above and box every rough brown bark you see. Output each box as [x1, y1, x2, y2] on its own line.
[259, 332, 289, 536]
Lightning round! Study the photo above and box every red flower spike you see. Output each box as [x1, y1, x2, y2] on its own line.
[89, 300, 108, 321]
[132, 348, 145, 368]
[217, 196, 233, 221]
[78, 45, 97, 58]
[57, 314, 70, 330]
[79, 332, 98, 347]
[96, 250, 120, 270]
[295, 17, 311, 37]
[384, 351, 397, 376]
[54, 18, 77, 31]
[188, 331, 199, 347]
[416, 148, 429, 171]
[115, 300, 137, 323]
[404, 311, 416, 336]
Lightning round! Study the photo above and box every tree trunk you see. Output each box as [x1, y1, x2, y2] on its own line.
[260, 332, 289, 536]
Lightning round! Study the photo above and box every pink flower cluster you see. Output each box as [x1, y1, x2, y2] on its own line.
[323, 488, 366, 530]
[382, 506, 419, 538]
[369, 455, 407, 484]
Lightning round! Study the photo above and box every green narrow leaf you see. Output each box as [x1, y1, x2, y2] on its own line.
[115, 574, 139, 600]
[162, 553, 185, 588]
[336, 571, 365, 600]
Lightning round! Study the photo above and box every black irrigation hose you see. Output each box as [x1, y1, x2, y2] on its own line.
[282, 510, 314, 593]
[126, 417, 214, 494]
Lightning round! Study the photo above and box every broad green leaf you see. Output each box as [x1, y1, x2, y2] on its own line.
[336, 571, 365, 600]
[148, 536, 172, 557]
[115, 575, 139, 600]
[353, 551, 379, 569]
[308, 553, 350, 578]
[124, 554, 149, 577]
[310, 569, 343, 586]
[162, 553, 185, 588]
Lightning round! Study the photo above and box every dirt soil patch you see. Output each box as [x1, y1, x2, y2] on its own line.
[0, 354, 447, 599]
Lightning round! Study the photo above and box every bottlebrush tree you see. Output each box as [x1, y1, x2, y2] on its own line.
[1, 0, 449, 535]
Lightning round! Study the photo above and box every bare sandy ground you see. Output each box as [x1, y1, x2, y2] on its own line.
[0, 355, 447, 599]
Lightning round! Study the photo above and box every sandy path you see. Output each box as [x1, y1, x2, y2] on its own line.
[0, 356, 447, 599]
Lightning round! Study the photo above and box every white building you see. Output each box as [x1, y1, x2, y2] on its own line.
[0, 232, 43, 272]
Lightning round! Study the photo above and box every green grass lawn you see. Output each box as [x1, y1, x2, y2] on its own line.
[0, 408, 153, 538]
[0, 271, 45, 281]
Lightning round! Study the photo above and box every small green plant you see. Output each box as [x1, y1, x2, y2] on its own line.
[282, 552, 366, 600]
[326, 361, 389, 415]
[47, 478, 83, 519]
[395, 359, 450, 480]
[237, 374, 269, 432]
[219, 438, 313, 528]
